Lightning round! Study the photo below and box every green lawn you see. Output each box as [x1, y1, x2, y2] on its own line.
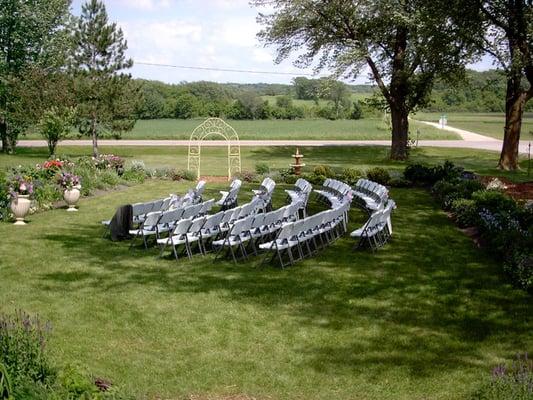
[1, 146, 531, 398]
[0, 179, 531, 399]
[413, 112, 533, 141]
[22, 118, 459, 141]
[2, 145, 531, 183]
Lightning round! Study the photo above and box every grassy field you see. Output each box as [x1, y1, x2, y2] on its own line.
[22, 118, 459, 141]
[2, 145, 531, 183]
[261, 93, 371, 107]
[413, 112, 533, 141]
[0, 177, 531, 399]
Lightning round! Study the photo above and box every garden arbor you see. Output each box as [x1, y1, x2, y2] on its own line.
[187, 118, 241, 180]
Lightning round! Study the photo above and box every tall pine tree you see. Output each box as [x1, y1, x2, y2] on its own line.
[72, 0, 138, 157]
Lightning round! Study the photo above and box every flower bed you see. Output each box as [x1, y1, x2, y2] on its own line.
[404, 161, 533, 292]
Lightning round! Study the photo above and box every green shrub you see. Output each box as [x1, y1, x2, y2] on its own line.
[0, 362, 12, 399]
[471, 354, 533, 400]
[255, 163, 270, 175]
[366, 167, 391, 185]
[152, 168, 173, 180]
[97, 170, 120, 188]
[432, 179, 485, 210]
[33, 182, 61, 210]
[404, 163, 436, 186]
[0, 312, 56, 389]
[404, 161, 462, 186]
[504, 252, 533, 292]
[180, 170, 197, 181]
[472, 190, 518, 215]
[388, 177, 411, 188]
[121, 168, 146, 184]
[301, 172, 323, 186]
[451, 198, 478, 228]
[340, 167, 363, 185]
[313, 165, 335, 178]
[279, 168, 298, 184]
[0, 171, 10, 221]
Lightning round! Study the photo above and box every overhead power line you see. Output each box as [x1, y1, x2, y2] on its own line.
[135, 61, 322, 77]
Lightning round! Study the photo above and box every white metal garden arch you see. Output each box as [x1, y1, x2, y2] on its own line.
[187, 118, 241, 180]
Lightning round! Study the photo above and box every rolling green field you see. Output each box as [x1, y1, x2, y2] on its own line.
[1, 175, 531, 399]
[2, 145, 531, 183]
[413, 112, 533, 141]
[261, 93, 371, 107]
[22, 118, 459, 141]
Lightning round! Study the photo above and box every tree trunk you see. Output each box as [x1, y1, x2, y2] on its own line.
[390, 106, 409, 160]
[498, 80, 526, 171]
[91, 114, 98, 157]
[0, 121, 7, 154]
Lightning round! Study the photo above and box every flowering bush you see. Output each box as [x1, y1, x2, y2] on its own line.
[43, 160, 63, 170]
[93, 154, 124, 170]
[471, 353, 533, 399]
[7, 175, 34, 200]
[56, 172, 81, 190]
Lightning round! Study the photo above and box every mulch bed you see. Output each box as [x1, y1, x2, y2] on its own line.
[479, 176, 533, 201]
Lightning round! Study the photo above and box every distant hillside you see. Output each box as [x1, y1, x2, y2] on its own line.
[134, 69, 532, 120]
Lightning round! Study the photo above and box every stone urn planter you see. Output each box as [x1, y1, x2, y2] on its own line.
[10, 195, 31, 225]
[64, 188, 81, 212]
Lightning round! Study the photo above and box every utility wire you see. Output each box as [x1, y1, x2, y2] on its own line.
[135, 61, 322, 77]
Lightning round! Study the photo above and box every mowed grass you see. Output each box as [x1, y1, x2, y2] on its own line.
[3, 145, 531, 183]
[22, 118, 459, 141]
[0, 178, 531, 399]
[413, 112, 533, 141]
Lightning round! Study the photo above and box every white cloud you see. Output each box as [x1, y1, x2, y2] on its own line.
[114, 0, 172, 11]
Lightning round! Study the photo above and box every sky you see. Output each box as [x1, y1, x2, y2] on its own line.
[71, 0, 495, 85]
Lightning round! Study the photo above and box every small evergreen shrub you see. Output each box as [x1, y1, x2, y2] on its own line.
[255, 163, 270, 175]
[450, 198, 478, 228]
[313, 165, 335, 178]
[472, 190, 518, 215]
[366, 167, 391, 185]
[340, 167, 364, 185]
[404, 161, 462, 186]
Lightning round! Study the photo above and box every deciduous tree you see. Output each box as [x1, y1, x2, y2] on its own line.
[476, 0, 532, 170]
[0, 0, 72, 153]
[253, 0, 479, 159]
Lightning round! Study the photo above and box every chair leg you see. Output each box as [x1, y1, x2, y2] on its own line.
[228, 244, 238, 264]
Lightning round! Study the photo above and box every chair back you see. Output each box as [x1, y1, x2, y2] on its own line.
[199, 198, 215, 215]
[188, 216, 206, 234]
[143, 211, 162, 228]
[203, 211, 224, 230]
[158, 209, 182, 226]
[172, 218, 193, 235]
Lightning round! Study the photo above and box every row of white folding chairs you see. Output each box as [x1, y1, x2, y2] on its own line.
[171, 180, 207, 208]
[211, 202, 302, 263]
[314, 178, 352, 207]
[352, 179, 389, 212]
[158, 201, 301, 262]
[259, 202, 351, 268]
[101, 196, 173, 230]
[252, 177, 276, 212]
[216, 179, 242, 210]
[285, 178, 313, 216]
[351, 199, 396, 250]
[129, 198, 215, 248]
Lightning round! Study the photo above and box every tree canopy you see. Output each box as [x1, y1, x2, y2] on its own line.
[253, 0, 480, 159]
[0, 0, 72, 153]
